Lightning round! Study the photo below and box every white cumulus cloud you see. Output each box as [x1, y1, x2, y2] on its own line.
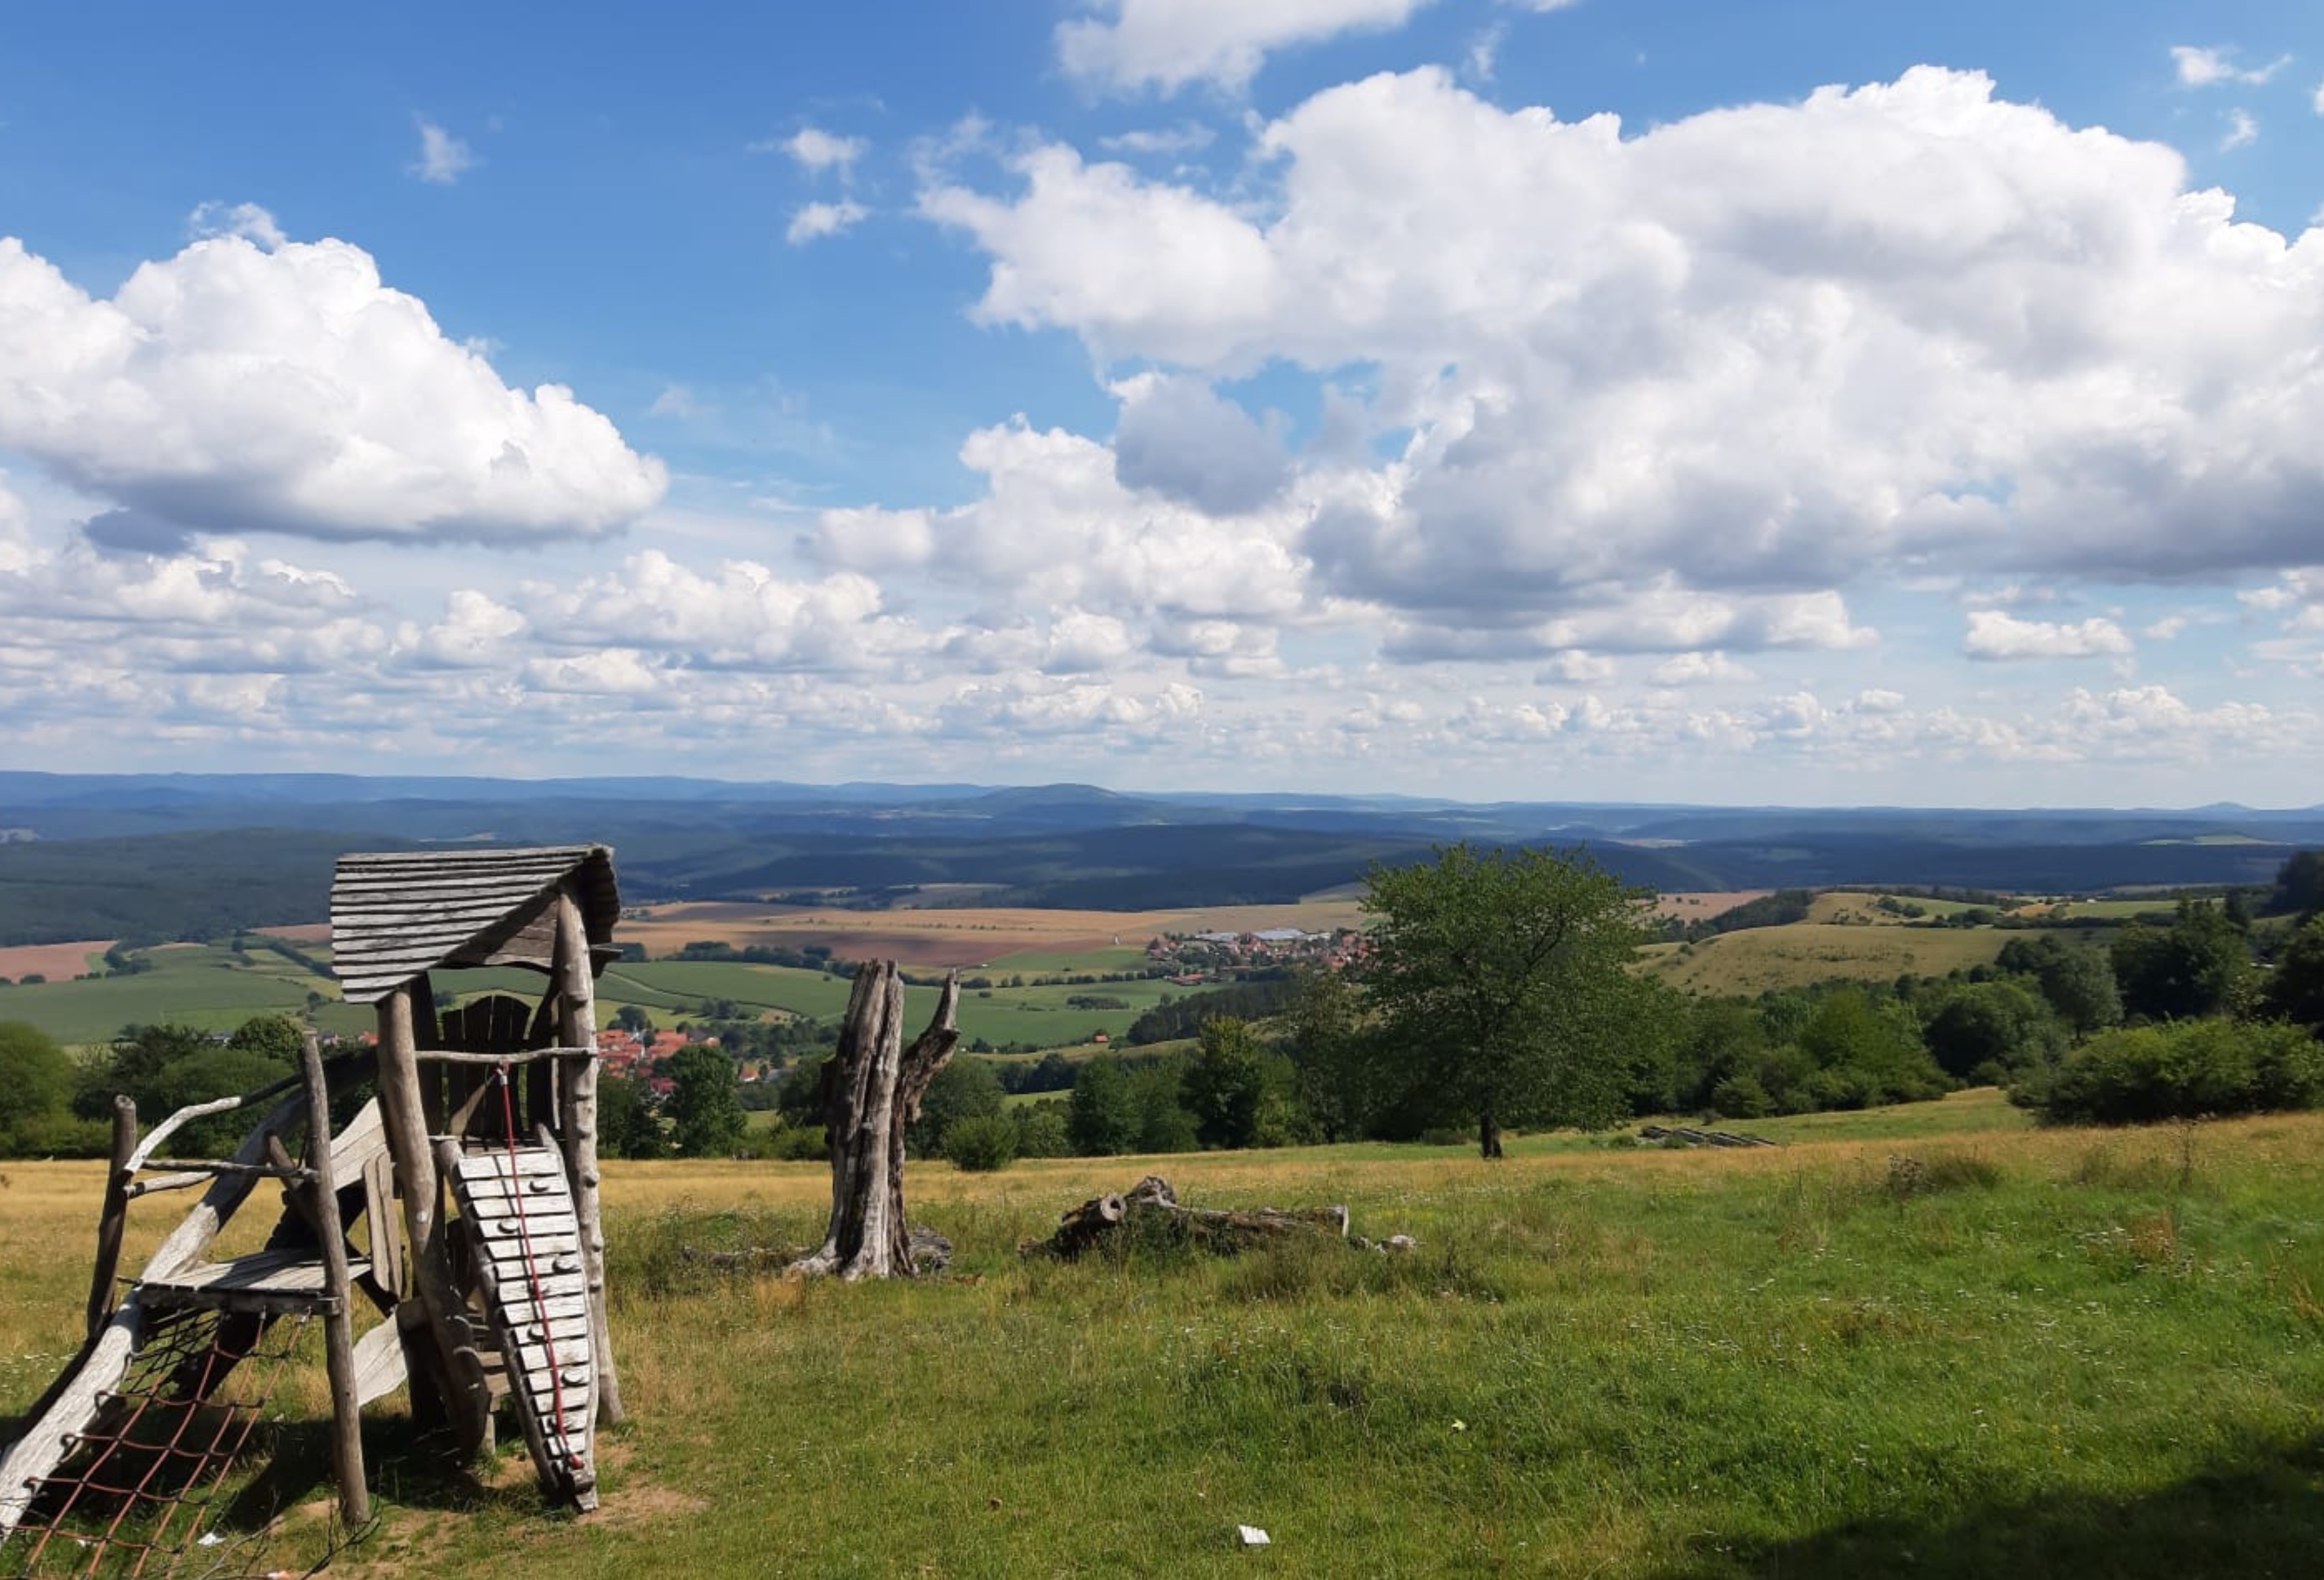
[924, 64, 2324, 615]
[0, 231, 665, 545]
[1963, 611, 2134, 660]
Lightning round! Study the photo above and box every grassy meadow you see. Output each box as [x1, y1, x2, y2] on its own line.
[1637, 922, 2016, 994]
[8, 1090, 2324, 1577]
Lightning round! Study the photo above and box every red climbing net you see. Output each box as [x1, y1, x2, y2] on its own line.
[4, 1306, 309, 1580]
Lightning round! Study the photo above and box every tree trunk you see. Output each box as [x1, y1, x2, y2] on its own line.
[789, 963, 959, 1281]
[1479, 1106, 1504, 1160]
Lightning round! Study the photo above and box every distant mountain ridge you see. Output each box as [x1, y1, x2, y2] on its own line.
[0, 772, 2317, 948]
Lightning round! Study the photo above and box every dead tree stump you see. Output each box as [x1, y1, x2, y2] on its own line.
[788, 962, 960, 1281]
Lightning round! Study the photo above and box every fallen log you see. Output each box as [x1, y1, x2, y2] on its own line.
[1638, 1124, 1781, 1149]
[1026, 1176, 1380, 1260]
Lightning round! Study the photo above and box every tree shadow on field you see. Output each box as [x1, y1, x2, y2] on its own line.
[1657, 1434, 2324, 1580]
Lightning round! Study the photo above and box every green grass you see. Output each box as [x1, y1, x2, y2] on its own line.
[978, 945, 1155, 977]
[11, 1096, 2324, 1576]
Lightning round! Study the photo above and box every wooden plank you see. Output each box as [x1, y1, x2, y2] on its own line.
[351, 1316, 408, 1407]
[456, 1148, 567, 1178]
[363, 1149, 406, 1299]
[483, 1233, 583, 1259]
[330, 1098, 388, 1180]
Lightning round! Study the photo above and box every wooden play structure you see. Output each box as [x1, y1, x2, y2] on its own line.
[0, 845, 626, 1573]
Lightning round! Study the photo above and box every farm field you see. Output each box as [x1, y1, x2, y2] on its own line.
[0, 940, 113, 984]
[1637, 921, 2019, 994]
[0, 948, 1199, 1053]
[614, 898, 1367, 970]
[8, 1092, 2324, 1577]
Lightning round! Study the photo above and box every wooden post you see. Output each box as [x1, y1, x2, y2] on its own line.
[375, 982, 487, 1456]
[552, 888, 622, 1424]
[83, 1097, 138, 1342]
[412, 972, 446, 1136]
[302, 1034, 369, 1528]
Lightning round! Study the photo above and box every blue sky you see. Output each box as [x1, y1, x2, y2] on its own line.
[2, 0, 2322, 804]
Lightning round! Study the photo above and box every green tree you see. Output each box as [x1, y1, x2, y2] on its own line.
[1280, 970, 1368, 1141]
[1012, 1102, 1071, 1159]
[1068, 1058, 1139, 1156]
[1127, 1060, 1200, 1153]
[1792, 989, 1947, 1108]
[0, 1020, 73, 1145]
[1179, 1018, 1280, 1150]
[775, 1053, 831, 1127]
[914, 1058, 1006, 1157]
[2034, 945, 2123, 1037]
[2112, 901, 2251, 1022]
[2262, 915, 2324, 1032]
[1362, 843, 1651, 1158]
[1919, 981, 2066, 1082]
[227, 1013, 306, 1064]
[614, 1004, 653, 1035]
[2268, 849, 2324, 920]
[667, 1044, 745, 1158]
[599, 1073, 668, 1160]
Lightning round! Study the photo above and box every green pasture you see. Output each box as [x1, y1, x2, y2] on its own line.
[978, 944, 1154, 977]
[14, 1091, 2324, 1577]
[0, 942, 365, 1046]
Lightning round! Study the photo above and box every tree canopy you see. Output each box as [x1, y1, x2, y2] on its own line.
[1362, 843, 1655, 1157]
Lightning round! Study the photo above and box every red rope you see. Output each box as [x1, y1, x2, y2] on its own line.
[494, 1064, 581, 1475]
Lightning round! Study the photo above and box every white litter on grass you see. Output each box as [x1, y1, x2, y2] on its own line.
[198, 1533, 225, 1547]
[1237, 1525, 1271, 1548]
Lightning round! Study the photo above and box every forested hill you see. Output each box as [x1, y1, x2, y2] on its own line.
[0, 773, 2318, 948]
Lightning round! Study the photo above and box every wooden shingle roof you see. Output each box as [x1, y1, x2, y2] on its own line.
[330, 845, 620, 1006]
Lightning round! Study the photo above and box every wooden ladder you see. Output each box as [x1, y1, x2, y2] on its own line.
[447, 1140, 598, 1511]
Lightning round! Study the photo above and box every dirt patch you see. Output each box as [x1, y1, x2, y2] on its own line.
[253, 922, 332, 942]
[0, 939, 112, 981]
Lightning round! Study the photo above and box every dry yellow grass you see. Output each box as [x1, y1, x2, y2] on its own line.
[1638, 920, 2012, 992]
[1649, 889, 1774, 920]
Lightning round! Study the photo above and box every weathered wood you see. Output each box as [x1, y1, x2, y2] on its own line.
[789, 963, 961, 1281]
[376, 983, 488, 1458]
[329, 844, 617, 1005]
[414, 1046, 595, 1067]
[350, 1315, 409, 1408]
[84, 1097, 137, 1342]
[0, 1298, 144, 1542]
[299, 1035, 370, 1527]
[362, 1149, 406, 1299]
[1637, 1124, 1779, 1149]
[1028, 1176, 1357, 1259]
[553, 888, 622, 1425]
[452, 1139, 599, 1510]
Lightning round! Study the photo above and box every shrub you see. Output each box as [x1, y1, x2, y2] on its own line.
[2025, 1018, 2324, 1126]
[1710, 1074, 1772, 1120]
[945, 1114, 1018, 1172]
[766, 1123, 829, 1162]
